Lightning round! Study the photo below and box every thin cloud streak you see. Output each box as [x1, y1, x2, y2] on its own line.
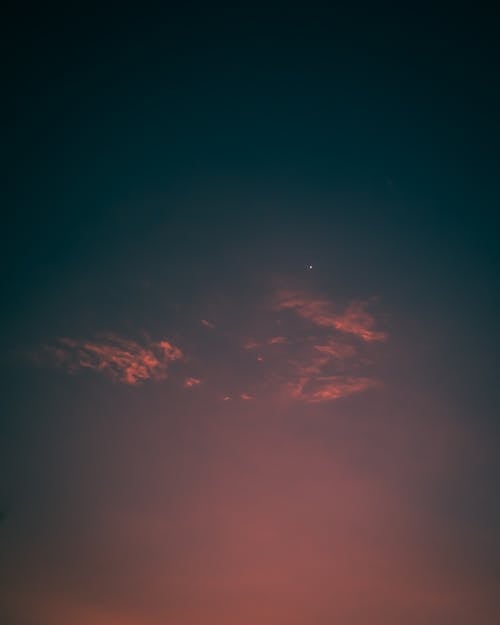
[201, 319, 215, 329]
[269, 336, 288, 345]
[288, 375, 378, 402]
[184, 376, 201, 388]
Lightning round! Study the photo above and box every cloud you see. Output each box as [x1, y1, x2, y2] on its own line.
[288, 375, 378, 402]
[313, 338, 357, 360]
[45, 334, 183, 385]
[242, 339, 260, 350]
[281, 341, 374, 402]
[268, 336, 288, 345]
[184, 376, 201, 388]
[275, 290, 386, 342]
[36, 287, 385, 402]
[242, 336, 288, 352]
[265, 290, 387, 402]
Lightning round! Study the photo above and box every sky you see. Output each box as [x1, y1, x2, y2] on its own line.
[2, 5, 500, 624]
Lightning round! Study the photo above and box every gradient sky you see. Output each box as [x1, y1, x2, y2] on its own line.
[2, 5, 500, 624]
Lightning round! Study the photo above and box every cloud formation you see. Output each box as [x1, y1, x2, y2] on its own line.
[37, 288, 385, 403]
[275, 290, 387, 342]
[288, 375, 378, 402]
[253, 289, 388, 401]
[46, 334, 183, 385]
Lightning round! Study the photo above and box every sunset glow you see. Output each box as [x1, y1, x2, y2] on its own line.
[2, 5, 499, 625]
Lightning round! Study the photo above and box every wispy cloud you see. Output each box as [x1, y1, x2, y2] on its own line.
[36, 288, 385, 402]
[313, 338, 357, 360]
[266, 290, 387, 402]
[45, 334, 183, 385]
[288, 375, 378, 402]
[268, 336, 288, 345]
[242, 339, 260, 350]
[201, 319, 215, 329]
[184, 376, 201, 388]
[242, 336, 288, 350]
[275, 290, 387, 342]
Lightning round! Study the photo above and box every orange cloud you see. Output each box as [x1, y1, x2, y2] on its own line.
[275, 290, 386, 342]
[46, 334, 183, 385]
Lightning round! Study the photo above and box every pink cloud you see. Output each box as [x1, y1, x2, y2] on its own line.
[242, 339, 260, 350]
[267, 290, 386, 402]
[243, 336, 288, 351]
[275, 290, 386, 342]
[46, 334, 183, 385]
[38, 287, 385, 403]
[240, 393, 254, 400]
[275, 342, 378, 403]
[288, 375, 378, 402]
[333, 301, 387, 342]
[184, 376, 201, 388]
[313, 338, 357, 360]
[268, 336, 288, 345]
[201, 319, 215, 329]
